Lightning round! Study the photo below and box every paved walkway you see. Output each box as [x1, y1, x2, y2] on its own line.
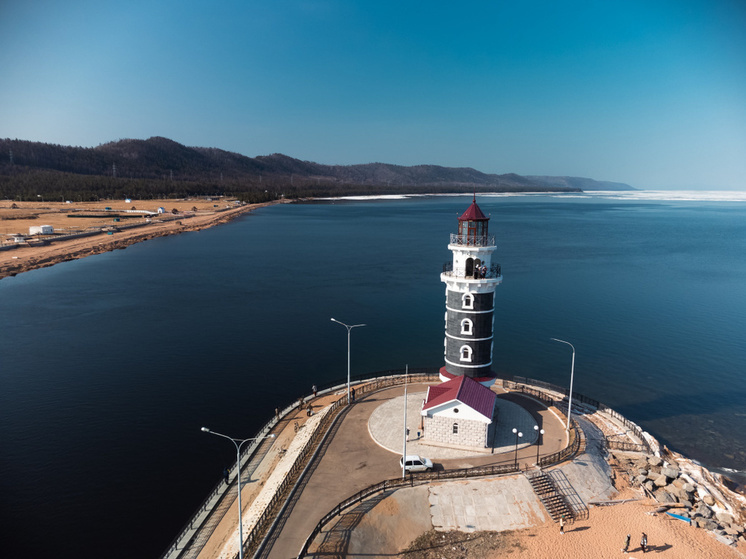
[259, 383, 569, 559]
[182, 379, 623, 559]
[315, 408, 621, 557]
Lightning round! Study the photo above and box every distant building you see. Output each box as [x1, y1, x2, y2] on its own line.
[29, 225, 54, 235]
[421, 375, 497, 449]
[157, 207, 166, 214]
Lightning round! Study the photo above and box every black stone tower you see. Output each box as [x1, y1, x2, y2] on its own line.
[440, 197, 502, 386]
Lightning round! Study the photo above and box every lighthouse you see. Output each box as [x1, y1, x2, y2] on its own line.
[440, 196, 501, 386]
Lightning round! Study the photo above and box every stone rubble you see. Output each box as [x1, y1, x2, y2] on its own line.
[614, 449, 746, 546]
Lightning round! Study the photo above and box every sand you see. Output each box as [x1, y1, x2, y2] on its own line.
[0, 198, 282, 279]
[488, 495, 745, 559]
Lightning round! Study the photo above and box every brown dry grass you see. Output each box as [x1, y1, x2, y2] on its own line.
[0, 198, 281, 278]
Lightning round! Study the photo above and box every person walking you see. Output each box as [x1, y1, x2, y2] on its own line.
[312, 384, 317, 397]
[559, 515, 565, 534]
[622, 533, 631, 553]
[640, 532, 648, 553]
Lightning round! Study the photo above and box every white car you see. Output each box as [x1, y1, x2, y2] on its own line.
[400, 455, 433, 472]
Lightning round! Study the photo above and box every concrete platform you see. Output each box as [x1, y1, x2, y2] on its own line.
[368, 390, 541, 460]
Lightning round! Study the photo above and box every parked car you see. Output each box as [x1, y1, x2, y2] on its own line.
[400, 455, 433, 472]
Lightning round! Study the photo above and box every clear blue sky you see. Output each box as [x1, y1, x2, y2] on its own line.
[1, 1, 744, 189]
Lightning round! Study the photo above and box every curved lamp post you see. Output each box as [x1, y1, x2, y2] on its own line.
[550, 338, 575, 432]
[534, 424, 545, 465]
[330, 318, 366, 405]
[512, 427, 523, 468]
[201, 428, 276, 559]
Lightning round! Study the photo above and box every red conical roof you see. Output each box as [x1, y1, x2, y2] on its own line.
[458, 197, 488, 221]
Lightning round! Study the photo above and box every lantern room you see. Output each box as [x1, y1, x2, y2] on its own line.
[457, 197, 489, 245]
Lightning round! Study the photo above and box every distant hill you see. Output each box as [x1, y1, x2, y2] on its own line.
[526, 175, 634, 191]
[0, 136, 634, 201]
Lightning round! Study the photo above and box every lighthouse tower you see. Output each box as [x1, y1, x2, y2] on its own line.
[440, 197, 501, 386]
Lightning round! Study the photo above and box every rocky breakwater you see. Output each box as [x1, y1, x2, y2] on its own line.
[615, 450, 746, 547]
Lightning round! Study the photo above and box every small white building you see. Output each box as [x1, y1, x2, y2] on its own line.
[29, 225, 54, 235]
[421, 375, 497, 449]
[157, 207, 166, 214]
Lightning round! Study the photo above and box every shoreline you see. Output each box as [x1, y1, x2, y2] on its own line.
[0, 199, 284, 280]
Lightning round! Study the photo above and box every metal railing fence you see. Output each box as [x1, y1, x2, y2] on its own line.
[449, 233, 496, 247]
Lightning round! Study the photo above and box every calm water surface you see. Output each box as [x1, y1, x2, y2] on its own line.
[1, 193, 745, 558]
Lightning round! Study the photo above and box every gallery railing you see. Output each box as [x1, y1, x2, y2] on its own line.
[449, 233, 496, 247]
[442, 262, 502, 279]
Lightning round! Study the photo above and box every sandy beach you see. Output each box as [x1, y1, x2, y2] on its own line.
[0, 198, 281, 279]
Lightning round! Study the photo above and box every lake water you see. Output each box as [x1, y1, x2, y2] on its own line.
[1, 192, 745, 558]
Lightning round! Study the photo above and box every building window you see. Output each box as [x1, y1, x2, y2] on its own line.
[452, 423, 459, 434]
[462, 293, 474, 310]
[460, 345, 472, 362]
[460, 318, 473, 335]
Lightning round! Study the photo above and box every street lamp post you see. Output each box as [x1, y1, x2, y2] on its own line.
[330, 318, 366, 405]
[512, 427, 523, 468]
[550, 338, 576, 432]
[200, 428, 276, 559]
[534, 424, 545, 465]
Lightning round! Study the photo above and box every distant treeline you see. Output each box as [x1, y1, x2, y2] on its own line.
[2, 136, 624, 203]
[0, 165, 560, 203]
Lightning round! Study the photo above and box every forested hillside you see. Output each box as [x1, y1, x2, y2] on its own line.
[0, 137, 633, 201]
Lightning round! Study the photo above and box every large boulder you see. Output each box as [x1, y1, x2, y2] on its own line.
[654, 489, 677, 504]
[695, 502, 713, 519]
[703, 494, 716, 506]
[654, 474, 670, 487]
[716, 512, 735, 526]
[648, 456, 663, 467]
[661, 466, 680, 479]
[700, 519, 720, 531]
[670, 486, 694, 504]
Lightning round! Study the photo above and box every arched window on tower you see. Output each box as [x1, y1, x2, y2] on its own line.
[462, 293, 474, 310]
[460, 345, 472, 362]
[460, 318, 473, 335]
[452, 423, 459, 434]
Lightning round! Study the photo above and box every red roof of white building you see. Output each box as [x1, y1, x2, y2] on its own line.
[422, 375, 496, 420]
[458, 198, 488, 221]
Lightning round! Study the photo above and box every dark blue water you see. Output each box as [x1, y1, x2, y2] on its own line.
[1, 194, 745, 558]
